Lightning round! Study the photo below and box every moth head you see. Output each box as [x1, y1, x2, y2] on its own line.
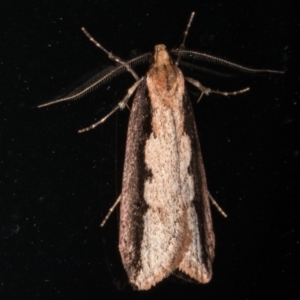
[151, 44, 173, 67]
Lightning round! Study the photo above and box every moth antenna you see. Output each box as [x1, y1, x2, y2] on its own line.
[174, 49, 284, 74]
[176, 12, 195, 66]
[38, 53, 149, 108]
[179, 61, 236, 78]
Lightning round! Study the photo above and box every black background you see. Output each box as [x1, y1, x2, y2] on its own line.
[1, 0, 299, 299]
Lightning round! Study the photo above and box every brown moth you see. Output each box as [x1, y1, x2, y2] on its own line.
[39, 12, 283, 290]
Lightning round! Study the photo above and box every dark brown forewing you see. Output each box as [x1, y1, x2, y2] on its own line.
[183, 91, 215, 275]
[118, 79, 152, 283]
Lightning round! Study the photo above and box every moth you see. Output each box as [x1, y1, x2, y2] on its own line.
[39, 12, 283, 290]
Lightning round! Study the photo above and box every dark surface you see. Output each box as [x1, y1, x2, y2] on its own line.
[1, 0, 299, 299]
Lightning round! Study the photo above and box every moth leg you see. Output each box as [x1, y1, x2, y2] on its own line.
[81, 27, 139, 80]
[100, 195, 121, 227]
[175, 12, 195, 66]
[78, 78, 144, 133]
[208, 193, 227, 218]
[185, 76, 250, 102]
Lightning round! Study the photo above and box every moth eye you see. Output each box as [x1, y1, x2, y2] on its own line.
[149, 54, 154, 65]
